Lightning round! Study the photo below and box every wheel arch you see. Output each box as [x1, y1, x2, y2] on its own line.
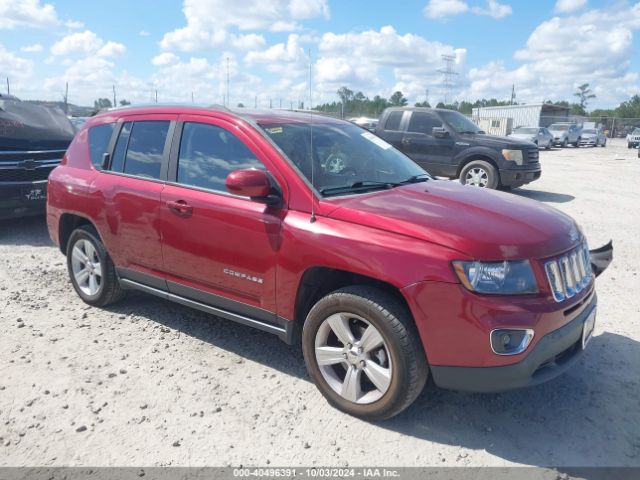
[456, 153, 500, 178]
[58, 213, 99, 255]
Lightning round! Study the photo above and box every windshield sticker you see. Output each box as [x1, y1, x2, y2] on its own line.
[265, 127, 283, 134]
[361, 131, 392, 150]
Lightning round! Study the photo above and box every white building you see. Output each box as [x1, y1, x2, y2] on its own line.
[471, 103, 572, 130]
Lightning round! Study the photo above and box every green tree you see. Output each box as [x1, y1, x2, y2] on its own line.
[389, 91, 407, 106]
[414, 101, 431, 108]
[119, 99, 131, 106]
[237, 103, 245, 108]
[574, 83, 596, 110]
[93, 98, 112, 109]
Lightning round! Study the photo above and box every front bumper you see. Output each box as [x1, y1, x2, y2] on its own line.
[430, 295, 596, 392]
[499, 166, 541, 187]
[580, 138, 597, 146]
[0, 181, 48, 220]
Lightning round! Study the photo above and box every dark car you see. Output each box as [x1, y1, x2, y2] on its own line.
[375, 107, 541, 189]
[0, 95, 75, 220]
[47, 105, 611, 420]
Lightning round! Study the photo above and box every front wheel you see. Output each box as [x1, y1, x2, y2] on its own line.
[302, 286, 428, 420]
[460, 160, 498, 189]
[67, 225, 124, 307]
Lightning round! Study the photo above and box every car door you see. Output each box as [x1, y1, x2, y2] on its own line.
[94, 115, 175, 287]
[401, 111, 455, 176]
[378, 110, 406, 151]
[159, 115, 283, 322]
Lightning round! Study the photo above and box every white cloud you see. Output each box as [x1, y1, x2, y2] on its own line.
[472, 0, 512, 18]
[20, 43, 43, 53]
[160, 0, 329, 51]
[0, 0, 58, 29]
[461, 4, 640, 107]
[152, 52, 180, 66]
[51, 30, 103, 56]
[0, 44, 33, 83]
[139, 30, 150, 37]
[423, 0, 469, 18]
[555, 0, 588, 14]
[97, 41, 126, 58]
[64, 19, 84, 29]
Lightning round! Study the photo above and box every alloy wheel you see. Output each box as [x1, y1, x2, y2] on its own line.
[71, 238, 103, 296]
[314, 312, 393, 404]
[464, 167, 489, 187]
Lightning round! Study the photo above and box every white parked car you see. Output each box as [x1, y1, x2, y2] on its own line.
[627, 128, 640, 148]
[508, 126, 553, 149]
[580, 128, 607, 147]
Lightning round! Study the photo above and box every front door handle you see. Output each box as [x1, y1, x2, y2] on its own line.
[166, 199, 193, 216]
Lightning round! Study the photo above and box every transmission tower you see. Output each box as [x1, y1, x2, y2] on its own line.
[438, 54, 458, 105]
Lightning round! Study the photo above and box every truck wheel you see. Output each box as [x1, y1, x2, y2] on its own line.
[66, 225, 124, 307]
[574, 137, 581, 147]
[460, 160, 498, 189]
[302, 286, 428, 420]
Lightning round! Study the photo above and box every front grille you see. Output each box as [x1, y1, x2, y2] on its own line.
[526, 149, 539, 163]
[545, 243, 592, 302]
[0, 149, 66, 162]
[0, 166, 55, 182]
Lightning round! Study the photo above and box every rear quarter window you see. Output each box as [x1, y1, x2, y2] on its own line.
[87, 123, 115, 169]
[384, 111, 404, 131]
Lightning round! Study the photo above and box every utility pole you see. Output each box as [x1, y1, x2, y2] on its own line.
[191, 91, 194, 103]
[226, 56, 230, 107]
[6, 77, 9, 95]
[279, 98, 282, 108]
[510, 84, 516, 105]
[425, 88, 429, 106]
[269, 98, 272, 109]
[155, 89, 158, 103]
[64, 82, 69, 114]
[254, 95, 257, 109]
[438, 54, 458, 105]
[112, 84, 117, 108]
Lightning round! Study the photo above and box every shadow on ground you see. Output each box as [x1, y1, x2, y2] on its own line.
[513, 188, 575, 203]
[0, 215, 52, 247]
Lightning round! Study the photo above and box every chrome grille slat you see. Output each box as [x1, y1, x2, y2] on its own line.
[545, 243, 592, 302]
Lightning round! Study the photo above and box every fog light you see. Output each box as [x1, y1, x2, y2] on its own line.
[490, 328, 534, 355]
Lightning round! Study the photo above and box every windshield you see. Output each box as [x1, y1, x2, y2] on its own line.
[549, 124, 569, 131]
[439, 110, 484, 133]
[514, 127, 538, 134]
[258, 122, 428, 196]
[632, 128, 640, 135]
[582, 129, 596, 134]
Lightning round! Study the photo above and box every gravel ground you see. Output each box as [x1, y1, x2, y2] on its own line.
[0, 138, 639, 467]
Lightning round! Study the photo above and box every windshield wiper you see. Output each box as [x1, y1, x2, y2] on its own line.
[398, 174, 430, 184]
[319, 180, 398, 196]
[459, 130, 484, 134]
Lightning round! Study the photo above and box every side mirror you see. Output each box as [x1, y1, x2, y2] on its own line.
[226, 168, 278, 204]
[432, 127, 449, 138]
[101, 152, 110, 170]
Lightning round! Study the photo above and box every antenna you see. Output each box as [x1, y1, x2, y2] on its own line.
[438, 54, 458, 105]
[308, 48, 316, 224]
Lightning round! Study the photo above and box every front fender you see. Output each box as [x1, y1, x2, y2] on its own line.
[453, 147, 502, 174]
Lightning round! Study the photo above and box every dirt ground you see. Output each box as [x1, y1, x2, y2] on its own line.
[1, 138, 639, 467]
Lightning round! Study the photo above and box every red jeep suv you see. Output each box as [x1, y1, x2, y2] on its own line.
[47, 105, 610, 419]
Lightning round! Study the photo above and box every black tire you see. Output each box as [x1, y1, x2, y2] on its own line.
[602, 140, 606, 147]
[628, 143, 632, 149]
[459, 160, 499, 189]
[66, 224, 124, 307]
[302, 286, 428, 420]
[574, 138, 580, 147]
[562, 138, 568, 148]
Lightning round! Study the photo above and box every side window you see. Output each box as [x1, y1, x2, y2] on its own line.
[384, 111, 404, 131]
[110, 122, 132, 173]
[407, 112, 443, 135]
[122, 121, 170, 179]
[88, 124, 115, 169]
[177, 122, 265, 193]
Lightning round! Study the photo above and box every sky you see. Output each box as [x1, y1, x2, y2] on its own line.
[0, 0, 639, 109]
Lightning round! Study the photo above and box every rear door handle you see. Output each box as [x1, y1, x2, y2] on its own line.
[166, 199, 193, 216]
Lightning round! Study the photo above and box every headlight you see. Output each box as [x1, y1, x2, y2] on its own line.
[453, 260, 538, 295]
[501, 149, 524, 165]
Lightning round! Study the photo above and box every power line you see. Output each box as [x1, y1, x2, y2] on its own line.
[438, 54, 458, 105]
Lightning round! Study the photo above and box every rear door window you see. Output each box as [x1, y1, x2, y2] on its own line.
[109, 121, 170, 179]
[384, 111, 404, 131]
[407, 112, 443, 135]
[88, 124, 115, 169]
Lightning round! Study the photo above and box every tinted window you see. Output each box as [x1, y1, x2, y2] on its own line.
[110, 122, 132, 172]
[407, 112, 443, 135]
[122, 121, 169, 179]
[88, 124, 115, 168]
[177, 122, 265, 192]
[384, 111, 403, 131]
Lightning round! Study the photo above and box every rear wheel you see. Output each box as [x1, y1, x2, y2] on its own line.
[460, 160, 498, 189]
[67, 225, 124, 307]
[302, 286, 428, 420]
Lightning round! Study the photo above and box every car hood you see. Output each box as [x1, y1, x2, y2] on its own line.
[462, 133, 534, 148]
[326, 181, 579, 260]
[548, 129, 568, 135]
[508, 133, 536, 141]
[582, 133, 597, 138]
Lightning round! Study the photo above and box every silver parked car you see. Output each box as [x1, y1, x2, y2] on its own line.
[580, 128, 606, 147]
[508, 126, 553, 149]
[548, 123, 582, 147]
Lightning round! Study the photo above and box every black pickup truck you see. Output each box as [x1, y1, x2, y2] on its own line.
[0, 95, 75, 220]
[375, 107, 541, 189]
